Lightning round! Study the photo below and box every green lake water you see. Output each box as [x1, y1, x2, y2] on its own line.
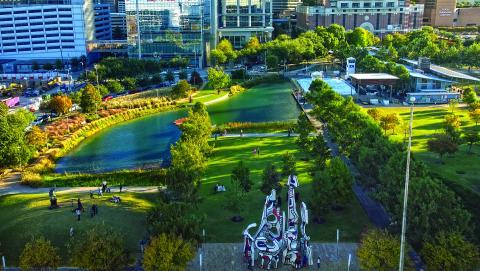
[55, 81, 301, 173]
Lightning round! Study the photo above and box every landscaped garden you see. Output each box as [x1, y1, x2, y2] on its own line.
[197, 136, 371, 243]
[366, 106, 480, 193]
[0, 191, 158, 265]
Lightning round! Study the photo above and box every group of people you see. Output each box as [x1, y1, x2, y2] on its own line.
[214, 184, 227, 193]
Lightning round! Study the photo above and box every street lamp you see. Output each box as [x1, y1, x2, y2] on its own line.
[94, 64, 99, 86]
[398, 96, 416, 271]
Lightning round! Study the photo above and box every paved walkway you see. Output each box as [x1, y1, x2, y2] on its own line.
[187, 243, 359, 271]
[220, 132, 300, 138]
[0, 174, 159, 196]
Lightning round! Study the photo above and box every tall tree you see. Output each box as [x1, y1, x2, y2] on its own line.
[421, 232, 479, 271]
[143, 234, 195, 271]
[172, 80, 191, 98]
[427, 134, 459, 161]
[49, 95, 72, 115]
[296, 112, 314, 149]
[469, 109, 480, 126]
[281, 152, 296, 177]
[357, 230, 412, 271]
[260, 163, 281, 194]
[0, 104, 34, 167]
[80, 84, 101, 113]
[19, 237, 60, 271]
[463, 130, 480, 153]
[207, 67, 231, 91]
[231, 161, 252, 192]
[69, 226, 128, 271]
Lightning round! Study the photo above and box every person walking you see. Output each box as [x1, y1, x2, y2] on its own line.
[119, 184, 123, 193]
[76, 209, 81, 221]
[317, 256, 321, 269]
[240, 129, 243, 137]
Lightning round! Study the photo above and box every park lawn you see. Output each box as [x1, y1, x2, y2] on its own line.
[368, 106, 480, 193]
[0, 192, 158, 265]
[196, 136, 371, 243]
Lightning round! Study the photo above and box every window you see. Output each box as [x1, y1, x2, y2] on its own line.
[59, 14, 72, 18]
[59, 21, 71, 24]
[3, 49, 17, 52]
[387, 2, 394, 7]
[0, 11, 11, 15]
[2, 43, 15, 46]
[30, 22, 43, 26]
[17, 41, 30, 45]
[62, 45, 75, 49]
[352, 3, 359, 7]
[16, 29, 30, 33]
[30, 16, 42, 19]
[43, 9, 56, 12]
[61, 39, 74, 43]
[1, 30, 14, 34]
[28, 9, 41, 13]
[375, 2, 382, 7]
[31, 34, 44, 38]
[2, 36, 15, 40]
[0, 18, 12, 21]
[32, 40, 45, 44]
[18, 48, 31, 51]
[47, 46, 60, 50]
[13, 10, 27, 14]
[33, 47, 45, 51]
[340, 3, 348, 8]
[15, 23, 29, 27]
[45, 21, 58, 25]
[364, 3, 371, 7]
[46, 27, 58, 31]
[17, 35, 29, 39]
[0, 24, 13, 27]
[46, 33, 58, 37]
[60, 27, 73, 30]
[62, 33, 74, 37]
[58, 8, 71, 12]
[44, 15, 57, 19]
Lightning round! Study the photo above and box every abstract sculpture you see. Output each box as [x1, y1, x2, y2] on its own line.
[242, 175, 313, 269]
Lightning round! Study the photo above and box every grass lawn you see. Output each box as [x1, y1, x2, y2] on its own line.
[0, 192, 158, 265]
[368, 106, 480, 193]
[197, 136, 371, 243]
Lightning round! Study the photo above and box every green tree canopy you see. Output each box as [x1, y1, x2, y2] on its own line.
[69, 226, 128, 271]
[421, 231, 479, 271]
[260, 163, 281, 194]
[105, 80, 124, 94]
[172, 79, 192, 98]
[281, 152, 297, 177]
[80, 84, 102, 113]
[143, 234, 195, 271]
[0, 104, 34, 167]
[207, 67, 231, 90]
[19, 237, 60, 271]
[49, 95, 72, 115]
[231, 161, 252, 192]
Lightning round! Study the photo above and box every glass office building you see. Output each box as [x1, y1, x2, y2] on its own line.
[125, 0, 209, 67]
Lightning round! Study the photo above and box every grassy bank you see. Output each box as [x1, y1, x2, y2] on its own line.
[216, 120, 297, 133]
[0, 192, 158, 265]
[197, 136, 371, 242]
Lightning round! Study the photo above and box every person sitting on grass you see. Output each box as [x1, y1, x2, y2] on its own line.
[110, 195, 121, 204]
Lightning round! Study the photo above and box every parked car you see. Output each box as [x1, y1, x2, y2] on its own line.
[102, 95, 113, 102]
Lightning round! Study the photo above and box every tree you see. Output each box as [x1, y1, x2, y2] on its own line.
[49, 95, 72, 115]
[19, 237, 60, 271]
[463, 130, 480, 153]
[207, 67, 231, 91]
[347, 27, 375, 47]
[54, 59, 64, 70]
[367, 108, 382, 121]
[421, 232, 479, 271]
[105, 80, 124, 94]
[358, 55, 385, 73]
[80, 84, 102, 113]
[69, 226, 128, 271]
[281, 152, 296, 177]
[242, 36, 261, 56]
[180, 102, 212, 155]
[179, 70, 188, 80]
[427, 134, 459, 161]
[379, 113, 399, 135]
[469, 109, 480, 126]
[311, 170, 335, 215]
[147, 201, 203, 242]
[463, 87, 477, 105]
[260, 163, 281, 194]
[231, 161, 252, 192]
[216, 39, 237, 63]
[189, 70, 203, 85]
[210, 49, 227, 65]
[226, 177, 247, 212]
[296, 112, 314, 149]
[310, 134, 330, 170]
[324, 157, 353, 206]
[26, 126, 48, 151]
[151, 73, 163, 85]
[357, 230, 412, 271]
[97, 84, 109, 97]
[122, 77, 137, 90]
[143, 234, 195, 271]
[266, 54, 279, 69]
[448, 99, 459, 113]
[171, 80, 191, 98]
[166, 70, 175, 82]
[0, 104, 34, 167]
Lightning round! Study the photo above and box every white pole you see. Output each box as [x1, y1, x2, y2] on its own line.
[2, 256, 5, 269]
[398, 97, 415, 271]
[348, 253, 352, 271]
[336, 229, 339, 259]
[199, 252, 203, 270]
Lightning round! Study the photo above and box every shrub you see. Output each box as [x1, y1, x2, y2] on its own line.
[21, 171, 42, 187]
[229, 84, 245, 95]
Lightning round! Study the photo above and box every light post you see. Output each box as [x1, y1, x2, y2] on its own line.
[398, 96, 416, 271]
[94, 64, 99, 86]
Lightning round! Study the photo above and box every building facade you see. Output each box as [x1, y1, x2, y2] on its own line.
[296, 0, 424, 35]
[0, 0, 96, 61]
[125, 0, 208, 67]
[272, 0, 301, 18]
[416, 0, 455, 26]
[213, 0, 274, 49]
[94, 4, 112, 40]
[454, 7, 480, 26]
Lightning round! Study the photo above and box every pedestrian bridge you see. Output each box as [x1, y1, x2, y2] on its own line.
[87, 40, 128, 53]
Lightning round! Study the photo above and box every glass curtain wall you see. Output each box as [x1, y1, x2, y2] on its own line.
[125, 0, 207, 65]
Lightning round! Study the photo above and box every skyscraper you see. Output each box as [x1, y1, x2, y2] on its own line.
[416, 0, 456, 26]
[125, 0, 208, 67]
[296, 0, 424, 35]
[212, 0, 274, 48]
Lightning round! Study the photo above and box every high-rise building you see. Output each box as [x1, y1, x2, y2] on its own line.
[125, 0, 208, 67]
[212, 0, 274, 49]
[111, 13, 127, 39]
[416, 0, 456, 26]
[272, 0, 301, 18]
[94, 3, 113, 40]
[0, 0, 97, 61]
[296, 0, 424, 35]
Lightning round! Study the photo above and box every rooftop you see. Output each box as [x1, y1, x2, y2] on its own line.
[402, 58, 480, 82]
[349, 73, 399, 80]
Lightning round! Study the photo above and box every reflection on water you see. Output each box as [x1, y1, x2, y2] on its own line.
[55, 81, 301, 173]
